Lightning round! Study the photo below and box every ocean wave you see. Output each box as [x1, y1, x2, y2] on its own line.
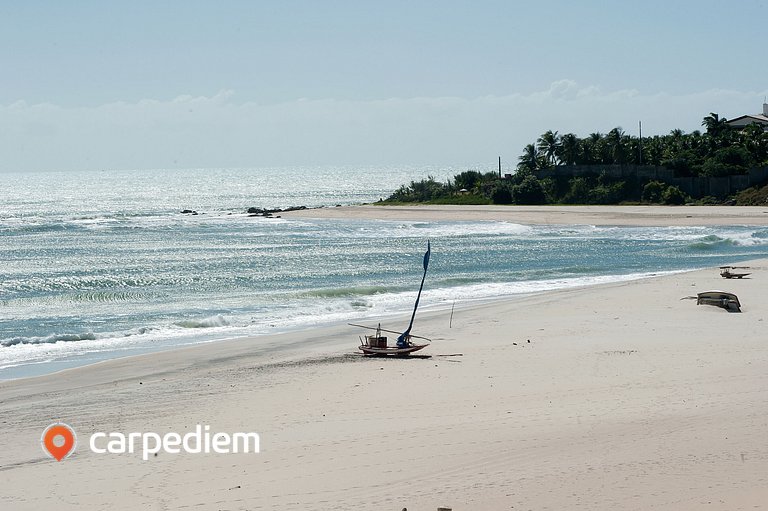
[67, 290, 151, 302]
[1, 210, 255, 236]
[686, 231, 768, 250]
[2, 275, 193, 294]
[687, 241, 731, 251]
[301, 286, 392, 298]
[173, 315, 231, 329]
[395, 221, 534, 238]
[1, 332, 97, 347]
[0, 221, 69, 235]
[436, 276, 486, 286]
[332, 220, 534, 240]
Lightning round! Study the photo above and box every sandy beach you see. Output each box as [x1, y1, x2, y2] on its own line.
[284, 204, 768, 226]
[2, 207, 768, 510]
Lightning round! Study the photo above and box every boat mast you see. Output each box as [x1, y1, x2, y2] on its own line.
[398, 241, 431, 346]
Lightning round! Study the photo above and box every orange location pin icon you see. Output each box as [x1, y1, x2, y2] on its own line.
[41, 423, 77, 461]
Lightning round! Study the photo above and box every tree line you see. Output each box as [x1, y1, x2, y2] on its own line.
[519, 113, 767, 176]
[385, 113, 768, 206]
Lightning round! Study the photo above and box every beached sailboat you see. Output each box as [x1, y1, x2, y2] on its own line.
[351, 323, 431, 356]
[351, 241, 432, 356]
[719, 266, 751, 279]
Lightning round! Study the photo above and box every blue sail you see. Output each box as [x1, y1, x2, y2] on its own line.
[397, 241, 431, 347]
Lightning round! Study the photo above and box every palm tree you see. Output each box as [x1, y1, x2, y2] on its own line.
[644, 136, 665, 166]
[606, 127, 627, 164]
[536, 130, 560, 167]
[688, 130, 704, 154]
[626, 137, 643, 164]
[741, 123, 768, 164]
[580, 132, 603, 164]
[702, 112, 728, 136]
[669, 129, 686, 153]
[518, 143, 542, 172]
[558, 133, 580, 165]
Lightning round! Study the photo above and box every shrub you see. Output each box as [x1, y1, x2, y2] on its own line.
[661, 150, 701, 176]
[700, 160, 732, 177]
[641, 181, 666, 203]
[589, 181, 626, 204]
[511, 176, 547, 204]
[662, 185, 688, 205]
[387, 177, 449, 202]
[490, 183, 513, 204]
[735, 184, 768, 206]
[563, 177, 592, 204]
[453, 170, 484, 192]
[696, 195, 721, 205]
[701, 147, 752, 177]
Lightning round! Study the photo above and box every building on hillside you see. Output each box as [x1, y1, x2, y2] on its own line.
[726, 103, 768, 131]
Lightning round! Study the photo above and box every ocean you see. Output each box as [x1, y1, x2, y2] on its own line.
[2, 166, 768, 379]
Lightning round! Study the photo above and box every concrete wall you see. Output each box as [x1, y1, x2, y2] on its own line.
[537, 165, 768, 198]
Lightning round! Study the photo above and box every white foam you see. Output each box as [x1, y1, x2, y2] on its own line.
[174, 315, 231, 329]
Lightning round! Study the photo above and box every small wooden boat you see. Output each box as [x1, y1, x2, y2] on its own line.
[351, 241, 432, 356]
[720, 267, 751, 279]
[354, 323, 430, 356]
[697, 290, 741, 312]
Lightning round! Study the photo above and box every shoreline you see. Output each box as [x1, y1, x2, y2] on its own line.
[3, 258, 768, 509]
[283, 204, 768, 226]
[5, 204, 768, 382]
[0, 267, 695, 382]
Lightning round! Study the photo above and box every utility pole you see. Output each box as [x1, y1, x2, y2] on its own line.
[638, 121, 643, 165]
[498, 156, 502, 178]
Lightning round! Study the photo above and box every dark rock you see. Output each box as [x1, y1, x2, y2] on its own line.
[181, 209, 198, 215]
[246, 205, 307, 217]
[281, 205, 307, 212]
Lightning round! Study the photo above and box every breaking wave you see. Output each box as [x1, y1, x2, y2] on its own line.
[301, 286, 393, 298]
[173, 315, 231, 329]
[1, 332, 97, 347]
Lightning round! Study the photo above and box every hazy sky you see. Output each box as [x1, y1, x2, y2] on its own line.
[2, 0, 766, 172]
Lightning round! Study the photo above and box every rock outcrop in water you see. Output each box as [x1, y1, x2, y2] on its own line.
[247, 206, 307, 218]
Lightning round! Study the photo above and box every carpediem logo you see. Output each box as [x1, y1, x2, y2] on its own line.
[42, 423, 260, 461]
[41, 422, 77, 461]
[91, 424, 261, 460]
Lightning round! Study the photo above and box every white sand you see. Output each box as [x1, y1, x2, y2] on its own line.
[284, 204, 768, 226]
[2, 207, 768, 510]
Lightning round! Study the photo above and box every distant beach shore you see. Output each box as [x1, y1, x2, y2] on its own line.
[284, 204, 768, 226]
[3, 257, 768, 509]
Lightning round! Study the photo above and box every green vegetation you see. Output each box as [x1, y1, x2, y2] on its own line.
[734, 182, 768, 206]
[383, 113, 768, 205]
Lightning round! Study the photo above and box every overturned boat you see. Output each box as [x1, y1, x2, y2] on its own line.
[697, 290, 741, 312]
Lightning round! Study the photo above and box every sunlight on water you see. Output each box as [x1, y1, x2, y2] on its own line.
[2, 167, 768, 378]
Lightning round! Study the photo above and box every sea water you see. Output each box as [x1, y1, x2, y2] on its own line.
[2, 167, 768, 379]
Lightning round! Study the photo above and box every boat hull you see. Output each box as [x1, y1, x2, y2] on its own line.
[697, 291, 741, 312]
[359, 344, 428, 356]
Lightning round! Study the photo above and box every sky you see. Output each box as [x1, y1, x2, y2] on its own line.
[1, 0, 766, 172]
